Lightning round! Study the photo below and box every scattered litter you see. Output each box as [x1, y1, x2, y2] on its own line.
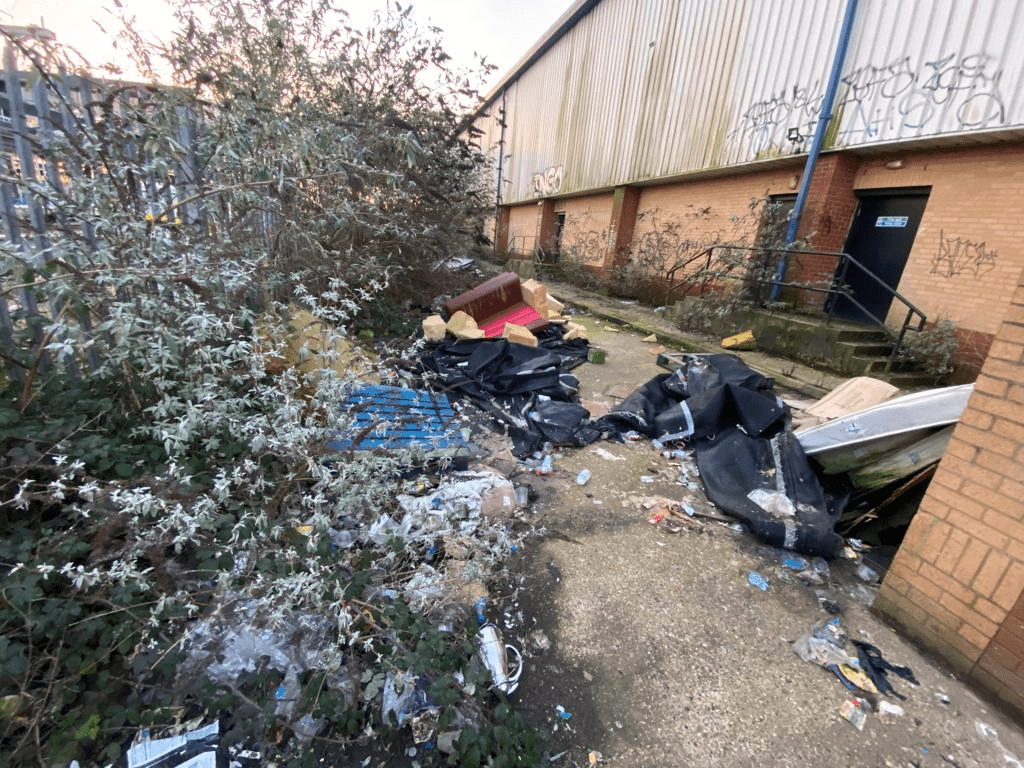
[639, 475, 655, 484]
[588, 750, 602, 766]
[793, 617, 854, 668]
[593, 447, 625, 461]
[642, 334, 658, 342]
[658, 518, 685, 534]
[856, 563, 879, 582]
[477, 623, 522, 695]
[878, 701, 905, 721]
[120, 721, 223, 768]
[649, 345, 667, 355]
[818, 597, 842, 615]
[529, 630, 551, 652]
[748, 571, 769, 591]
[796, 557, 831, 585]
[555, 705, 572, 720]
[747, 488, 796, 518]
[576, 469, 592, 486]
[783, 556, 809, 570]
[839, 697, 870, 730]
[383, 672, 436, 726]
[831, 663, 879, 694]
[976, 721, 1024, 767]
[937, 692, 951, 705]
[852, 639, 918, 699]
[515, 485, 531, 506]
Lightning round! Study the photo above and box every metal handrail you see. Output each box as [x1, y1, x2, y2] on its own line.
[663, 244, 928, 371]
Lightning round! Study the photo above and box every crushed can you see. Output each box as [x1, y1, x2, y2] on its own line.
[477, 622, 523, 695]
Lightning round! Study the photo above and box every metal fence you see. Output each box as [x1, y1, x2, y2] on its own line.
[0, 39, 276, 386]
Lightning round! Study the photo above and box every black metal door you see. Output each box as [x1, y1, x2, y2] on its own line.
[832, 190, 929, 323]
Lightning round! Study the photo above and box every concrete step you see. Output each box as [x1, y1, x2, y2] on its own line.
[885, 371, 946, 389]
[834, 326, 892, 344]
[854, 353, 934, 376]
[836, 340, 896, 358]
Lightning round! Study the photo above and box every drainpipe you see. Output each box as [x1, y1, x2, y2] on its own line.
[771, 0, 859, 299]
[495, 90, 507, 208]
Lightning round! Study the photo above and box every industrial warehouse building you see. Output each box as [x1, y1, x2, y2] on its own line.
[470, 0, 1024, 716]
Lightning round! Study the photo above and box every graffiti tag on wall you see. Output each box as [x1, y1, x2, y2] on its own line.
[732, 51, 1006, 154]
[531, 165, 563, 197]
[931, 229, 998, 279]
[562, 229, 608, 264]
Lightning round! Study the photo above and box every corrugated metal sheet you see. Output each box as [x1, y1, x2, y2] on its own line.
[475, 0, 1024, 204]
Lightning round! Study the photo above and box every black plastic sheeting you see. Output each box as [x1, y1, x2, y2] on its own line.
[419, 339, 842, 557]
[596, 354, 844, 557]
[418, 329, 598, 457]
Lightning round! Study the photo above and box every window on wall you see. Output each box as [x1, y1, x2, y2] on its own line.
[744, 194, 797, 304]
[759, 194, 797, 248]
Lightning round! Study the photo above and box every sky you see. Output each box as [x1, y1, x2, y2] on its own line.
[2, 0, 572, 92]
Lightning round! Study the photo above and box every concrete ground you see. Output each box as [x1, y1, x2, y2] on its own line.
[491, 284, 1024, 768]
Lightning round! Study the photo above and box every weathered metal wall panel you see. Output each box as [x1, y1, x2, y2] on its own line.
[477, 0, 1024, 205]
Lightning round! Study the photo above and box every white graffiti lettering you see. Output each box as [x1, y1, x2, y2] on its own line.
[531, 165, 563, 197]
[731, 51, 1006, 155]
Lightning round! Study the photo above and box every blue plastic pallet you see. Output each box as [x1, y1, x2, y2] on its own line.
[326, 385, 467, 452]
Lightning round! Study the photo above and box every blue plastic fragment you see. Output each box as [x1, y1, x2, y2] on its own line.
[747, 571, 769, 591]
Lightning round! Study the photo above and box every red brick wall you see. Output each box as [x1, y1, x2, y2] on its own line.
[785, 154, 860, 309]
[875, 266, 1024, 714]
[555, 193, 615, 268]
[505, 203, 542, 254]
[855, 146, 1024, 338]
[629, 166, 804, 294]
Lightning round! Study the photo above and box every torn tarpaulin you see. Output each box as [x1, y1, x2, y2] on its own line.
[418, 333, 599, 456]
[597, 354, 843, 557]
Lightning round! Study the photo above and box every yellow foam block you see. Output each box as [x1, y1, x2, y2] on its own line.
[520, 278, 549, 315]
[502, 322, 538, 347]
[422, 314, 447, 342]
[721, 329, 756, 350]
[446, 310, 484, 340]
[564, 321, 588, 341]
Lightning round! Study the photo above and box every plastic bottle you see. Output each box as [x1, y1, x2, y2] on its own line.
[536, 455, 553, 475]
[576, 469, 591, 486]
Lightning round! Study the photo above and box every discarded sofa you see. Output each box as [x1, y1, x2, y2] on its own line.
[443, 271, 550, 338]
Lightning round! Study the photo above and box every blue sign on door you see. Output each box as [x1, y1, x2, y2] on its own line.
[876, 216, 909, 228]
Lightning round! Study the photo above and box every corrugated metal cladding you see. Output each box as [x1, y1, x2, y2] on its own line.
[474, 0, 1024, 204]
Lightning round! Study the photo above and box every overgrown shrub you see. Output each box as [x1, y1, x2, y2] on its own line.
[898, 318, 958, 382]
[0, 3, 536, 766]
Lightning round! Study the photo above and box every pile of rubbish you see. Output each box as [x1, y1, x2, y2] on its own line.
[794, 616, 919, 730]
[417, 323, 845, 556]
[415, 275, 973, 558]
